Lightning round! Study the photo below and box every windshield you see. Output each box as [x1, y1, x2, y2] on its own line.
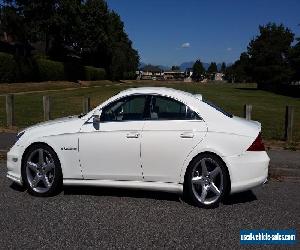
[203, 99, 233, 118]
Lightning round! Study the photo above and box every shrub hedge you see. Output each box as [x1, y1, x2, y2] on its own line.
[35, 58, 65, 81]
[84, 66, 106, 80]
[123, 71, 136, 80]
[0, 52, 107, 82]
[0, 52, 17, 82]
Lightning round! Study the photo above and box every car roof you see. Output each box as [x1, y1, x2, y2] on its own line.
[85, 86, 229, 125]
[118, 87, 202, 101]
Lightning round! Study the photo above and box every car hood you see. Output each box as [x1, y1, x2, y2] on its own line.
[24, 116, 80, 131]
[18, 116, 85, 142]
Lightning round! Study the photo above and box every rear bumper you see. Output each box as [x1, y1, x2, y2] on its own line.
[224, 151, 269, 194]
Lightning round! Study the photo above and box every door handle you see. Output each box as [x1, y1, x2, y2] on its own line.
[180, 132, 194, 138]
[126, 132, 140, 138]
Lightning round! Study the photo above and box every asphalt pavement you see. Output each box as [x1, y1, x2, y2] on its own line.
[0, 132, 16, 151]
[0, 161, 299, 248]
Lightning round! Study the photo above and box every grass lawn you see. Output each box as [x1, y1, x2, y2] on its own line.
[0, 80, 299, 142]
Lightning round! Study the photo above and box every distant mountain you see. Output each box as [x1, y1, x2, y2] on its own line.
[180, 61, 211, 71]
[179, 61, 194, 71]
[139, 63, 169, 71]
[157, 65, 170, 71]
[140, 64, 162, 72]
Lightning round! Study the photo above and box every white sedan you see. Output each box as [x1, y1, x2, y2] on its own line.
[7, 87, 269, 208]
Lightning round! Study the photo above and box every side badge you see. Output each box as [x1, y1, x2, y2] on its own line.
[61, 147, 77, 151]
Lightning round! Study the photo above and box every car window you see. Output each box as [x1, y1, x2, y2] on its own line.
[101, 95, 147, 122]
[149, 95, 200, 120]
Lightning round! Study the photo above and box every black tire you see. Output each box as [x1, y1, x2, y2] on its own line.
[184, 153, 229, 208]
[21, 144, 62, 197]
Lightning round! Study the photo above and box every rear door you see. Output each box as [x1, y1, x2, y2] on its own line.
[141, 95, 207, 183]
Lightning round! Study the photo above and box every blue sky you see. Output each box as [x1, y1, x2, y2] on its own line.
[107, 0, 300, 66]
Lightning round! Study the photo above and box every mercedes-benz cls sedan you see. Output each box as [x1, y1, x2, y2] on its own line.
[7, 87, 269, 208]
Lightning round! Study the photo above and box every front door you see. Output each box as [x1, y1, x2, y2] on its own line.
[79, 95, 147, 181]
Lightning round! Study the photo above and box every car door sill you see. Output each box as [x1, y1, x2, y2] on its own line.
[63, 179, 183, 193]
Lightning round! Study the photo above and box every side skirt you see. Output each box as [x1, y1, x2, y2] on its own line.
[63, 179, 183, 193]
[7, 173, 23, 185]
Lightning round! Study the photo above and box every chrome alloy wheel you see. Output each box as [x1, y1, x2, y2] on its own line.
[191, 158, 224, 205]
[25, 148, 56, 193]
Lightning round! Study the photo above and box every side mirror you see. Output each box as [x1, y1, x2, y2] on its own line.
[92, 109, 102, 123]
[93, 115, 101, 123]
[84, 109, 101, 130]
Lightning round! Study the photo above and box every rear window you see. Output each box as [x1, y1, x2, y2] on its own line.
[203, 99, 233, 118]
[149, 95, 200, 120]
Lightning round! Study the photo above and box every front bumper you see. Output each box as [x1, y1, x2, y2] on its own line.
[6, 145, 24, 185]
[224, 151, 269, 194]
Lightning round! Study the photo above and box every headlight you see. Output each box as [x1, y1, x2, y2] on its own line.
[15, 131, 25, 143]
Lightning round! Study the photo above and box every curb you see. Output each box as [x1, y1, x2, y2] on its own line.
[269, 167, 300, 180]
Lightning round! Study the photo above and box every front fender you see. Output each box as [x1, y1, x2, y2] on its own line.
[21, 133, 83, 180]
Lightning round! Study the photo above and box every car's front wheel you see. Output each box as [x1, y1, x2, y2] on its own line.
[22, 144, 62, 196]
[185, 153, 229, 208]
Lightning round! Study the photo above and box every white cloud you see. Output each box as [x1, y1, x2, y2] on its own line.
[227, 47, 232, 51]
[181, 42, 191, 48]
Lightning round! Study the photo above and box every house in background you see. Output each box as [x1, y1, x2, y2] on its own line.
[136, 65, 224, 82]
[137, 65, 164, 80]
[184, 68, 193, 82]
[137, 65, 191, 81]
[214, 72, 224, 81]
[163, 71, 185, 80]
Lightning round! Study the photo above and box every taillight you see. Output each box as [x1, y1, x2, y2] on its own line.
[247, 133, 265, 151]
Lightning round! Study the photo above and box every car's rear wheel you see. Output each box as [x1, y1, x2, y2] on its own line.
[22, 144, 62, 196]
[185, 153, 229, 208]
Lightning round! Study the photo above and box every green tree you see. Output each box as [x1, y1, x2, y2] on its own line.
[247, 23, 294, 87]
[14, 0, 59, 54]
[289, 37, 300, 81]
[106, 10, 139, 79]
[0, 1, 26, 44]
[192, 59, 205, 81]
[207, 62, 217, 73]
[0, 0, 140, 80]
[225, 52, 252, 83]
[224, 65, 235, 83]
[207, 62, 217, 80]
[220, 62, 226, 73]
